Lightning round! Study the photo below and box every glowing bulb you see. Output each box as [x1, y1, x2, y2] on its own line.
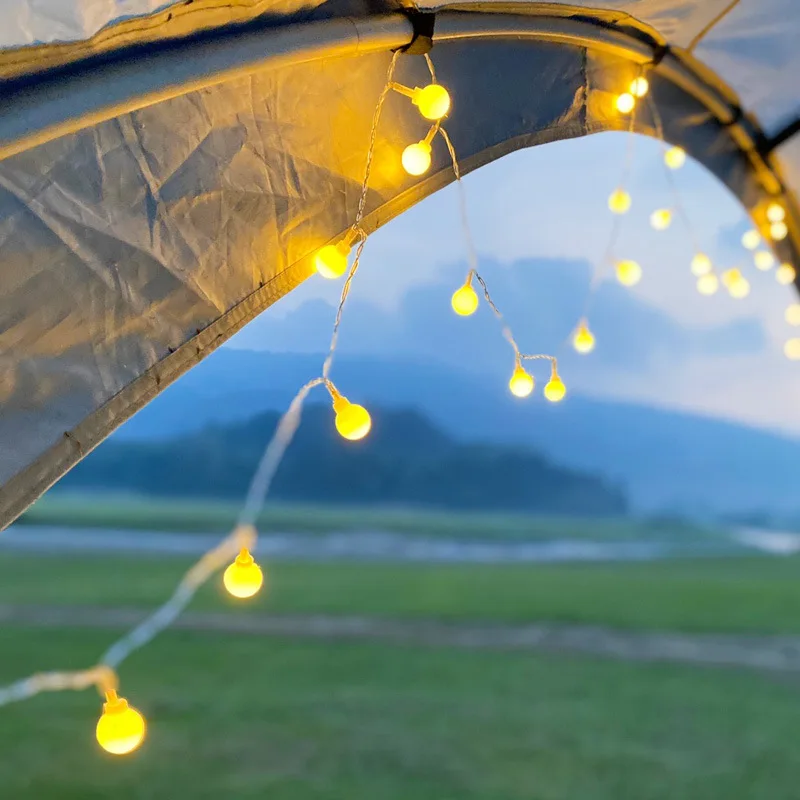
[223, 548, 264, 599]
[650, 208, 672, 231]
[451, 281, 479, 316]
[664, 146, 686, 170]
[608, 189, 631, 214]
[615, 259, 642, 286]
[314, 242, 349, 279]
[412, 84, 451, 121]
[544, 364, 566, 403]
[776, 263, 797, 285]
[616, 92, 635, 113]
[696, 273, 719, 296]
[785, 338, 800, 360]
[508, 364, 534, 398]
[402, 141, 432, 176]
[332, 394, 371, 441]
[572, 320, 595, 354]
[770, 221, 788, 241]
[96, 692, 146, 756]
[691, 253, 712, 276]
[629, 77, 649, 98]
[754, 250, 775, 271]
[741, 229, 760, 250]
[785, 303, 800, 326]
[767, 202, 786, 223]
[723, 269, 750, 299]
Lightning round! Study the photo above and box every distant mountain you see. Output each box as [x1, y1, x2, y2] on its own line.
[112, 349, 800, 517]
[62, 405, 626, 516]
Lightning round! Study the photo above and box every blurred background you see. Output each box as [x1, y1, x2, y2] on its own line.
[2, 131, 800, 798]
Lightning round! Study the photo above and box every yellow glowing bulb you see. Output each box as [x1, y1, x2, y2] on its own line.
[608, 189, 631, 214]
[314, 242, 349, 280]
[696, 273, 719, 296]
[451, 281, 479, 316]
[767, 202, 786, 223]
[741, 229, 760, 250]
[770, 221, 788, 241]
[629, 77, 649, 98]
[615, 259, 642, 286]
[223, 548, 263, 599]
[664, 146, 686, 170]
[754, 250, 775, 271]
[573, 320, 595, 354]
[508, 364, 534, 398]
[332, 395, 372, 441]
[96, 692, 146, 756]
[691, 253, 712, 276]
[413, 84, 451, 121]
[402, 141, 432, 176]
[723, 269, 750, 299]
[785, 338, 800, 360]
[776, 263, 797, 285]
[616, 92, 635, 113]
[785, 304, 800, 326]
[544, 364, 566, 403]
[650, 208, 672, 231]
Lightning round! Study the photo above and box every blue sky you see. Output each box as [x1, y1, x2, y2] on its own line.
[229, 131, 800, 437]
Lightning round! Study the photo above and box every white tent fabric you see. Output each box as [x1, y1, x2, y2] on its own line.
[1, 0, 799, 527]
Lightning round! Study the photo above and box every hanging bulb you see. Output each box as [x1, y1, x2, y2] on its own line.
[785, 338, 800, 360]
[615, 259, 642, 286]
[741, 229, 760, 250]
[650, 208, 672, 231]
[608, 189, 631, 214]
[615, 93, 635, 113]
[451, 278, 479, 316]
[223, 548, 263, 599]
[754, 250, 775, 271]
[664, 146, 686, 170]
[402, 141, 432, 176]
[572, 320, 595, 354]
[776, 263, 797, 285]
[770, 221, 788, 241]
[767, 202, 786, 223]
[696, 273, 719, 296]
[331, 391, 372, 441]
[508, 362, 534, 398]
[691, 253, 712, 276]
[629, 77, 649, 98]
[96, 691, 146, 756]
[785, 303, 800, 326]
[314, 242, 350, 280]
[544, 362, 566, 403]
[412, 84, 451, 121]
[723, 269, 750, 299]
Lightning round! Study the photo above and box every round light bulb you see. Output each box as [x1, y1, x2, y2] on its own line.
[314, 242, 349, 280]
[664, 146, 686, 170]
[776, 263, 797, 285]
[785, 338, 800, 360]
[616, 93, 635, 113]
[573, 321, 595, 354]
[650, 208, 672, 231]
[770, 221, 788, 241]
[508, 364, 534, 398]
[615, 259, 642, 286]
[754, 250, 775, 271]
[767, 202, 786, 223]
[608, 189, 631, 214]
[741, 229, 760, 250]
[413, 84, 451, 121]
[332, 396, 372, 441]
[223, 548, 263, 599]
[696, 273, 719, 296]
[451, 282, 479, 316]
[785, 304, 800, 326]
[96, 693, 146, 756]
[402, 141, 432, 176]
[544, 374, 566, 403]
[691, 253, 712, 276]
[629, 77, 649, 98]
[725, 271, 750, 299]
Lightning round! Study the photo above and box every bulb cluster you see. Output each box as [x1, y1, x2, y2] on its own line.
[615, 76, 649, 115]
[394, 82, 451, 177]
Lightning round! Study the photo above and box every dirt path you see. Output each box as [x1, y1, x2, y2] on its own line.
[5, 603, 800, 674]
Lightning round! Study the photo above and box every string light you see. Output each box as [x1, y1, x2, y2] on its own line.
[572, 319, 596, 354]
[96, 691, 146, 756]
[508, 361, 534, 398]
[608, 188, 631, 214]
[754, 250, 775, 271]
[776, 263, 797, 285]
[785, 304, 800, 326]
[391, 82, 451, 121]
[223, 548, 264, 599]
[664, 146, 686, 170]
[691, 253, 712, 276]
[650, 208, 672, 231]
[770, 221, 788, 241]
[767, 201, 786, 223]
[696, 273, 719, 295]
[543, 361, 566, 403]
[402, 139, 433, 176]
[329, 385, 372, 441]
[451, 275, 479, 316]
[785, 338, 800, 360]
[722, 268, 750, 299]
[741, 229, 760, 250]
[314, 241, 350, 279]
[616, 92, 635, 113]
[629, 77, 649, 98]
[615, 259, 642, 286]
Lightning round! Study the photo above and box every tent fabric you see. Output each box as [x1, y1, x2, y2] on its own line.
[1, 1, 799, 527]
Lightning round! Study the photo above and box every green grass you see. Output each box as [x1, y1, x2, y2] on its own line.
[2, 628, 800, 798]
[17, 492, 716, 542]
[3, 553, 800, 633]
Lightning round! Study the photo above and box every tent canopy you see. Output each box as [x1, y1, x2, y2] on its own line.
[1, 0, 799, 527]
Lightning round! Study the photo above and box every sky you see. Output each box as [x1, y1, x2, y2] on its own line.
[228, 131, 800, 437]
